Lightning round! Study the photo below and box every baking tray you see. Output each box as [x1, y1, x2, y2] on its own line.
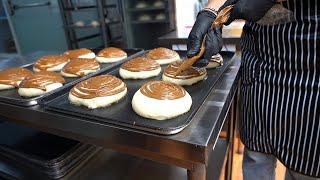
[0, 146, 102, 180]
[0, 146, 101, 179]
[44, 51, 236, 135]
[0, 145, 99, 179]
[0, 122, 101, 179]
[0, 48, 144, 106]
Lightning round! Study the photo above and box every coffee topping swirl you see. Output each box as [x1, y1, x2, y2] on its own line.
[64, 48, 94, 59]
[34, 55, 70, 71]
[140, 81, 186, 100]
[62, 58, 100, 76]
[146, 47, 178, 60]
[0, 68, 33, 87]
[121, 57, 160, 72]
[163, 60, 206, 79]
[19, 71, 65, 90]
[70, 75, 126, 99]
[97, 47, 127, 58]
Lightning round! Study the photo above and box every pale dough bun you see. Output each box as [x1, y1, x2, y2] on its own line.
[69, 83, 127, 109]
[146, 48, 180, 65]
[96, 47, 127, 63]
[33, 62, 69, 72]
[60, 69, 99, 78]
[135, 2, 147, 8]
[96, 56, 127, 63]
[18, 83, 63, 97]
[162, 73, 207, 86]
[132, 90, 192, 120]
[206, 53, 223, 69]
[155, 55, 180, 65]
[153, 0, 164, 7]
[155, 13, 166, 20]
[206, 61, 223, 69]
[0, 84, 16, 90]
[119, 68, 161, 79]
[138, 14, 152, 21]
[78, 53, 96, 59]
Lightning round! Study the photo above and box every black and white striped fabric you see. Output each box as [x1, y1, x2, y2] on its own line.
[239, 0, 320, 177]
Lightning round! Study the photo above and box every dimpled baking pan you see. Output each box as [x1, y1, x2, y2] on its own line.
[0, 48, 144, 106]
[45, 51, 235, 135]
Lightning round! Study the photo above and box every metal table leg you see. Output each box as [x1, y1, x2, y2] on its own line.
[224, 86, 238, 180]
[187, 164, 206, 180]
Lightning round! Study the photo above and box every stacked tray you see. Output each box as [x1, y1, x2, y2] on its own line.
[43, 51, 236, 135]
[0, 122, 102, 179]
[0, 48, 144, 106]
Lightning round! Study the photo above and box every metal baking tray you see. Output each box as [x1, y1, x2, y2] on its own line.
[0, 48, 144, 106]
[44, 51, 236, 135]
[0, 122, 101, 179]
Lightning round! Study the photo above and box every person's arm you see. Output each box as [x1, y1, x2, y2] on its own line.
[187, 0, 276, 67]
[206, 0, 227, 11]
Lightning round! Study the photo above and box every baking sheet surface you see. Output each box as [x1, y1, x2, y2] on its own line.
[46, 51, 235, 134]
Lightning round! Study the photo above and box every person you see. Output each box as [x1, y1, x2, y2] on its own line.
[187, 0, 320, 179]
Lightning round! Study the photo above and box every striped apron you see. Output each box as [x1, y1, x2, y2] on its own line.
[239, 0, 320, 177]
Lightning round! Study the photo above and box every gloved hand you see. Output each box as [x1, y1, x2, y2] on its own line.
[220, 0, 276, 25]
[186, 10, 223, 68]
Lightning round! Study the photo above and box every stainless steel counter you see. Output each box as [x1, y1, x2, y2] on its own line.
[0, 52, 241, 180]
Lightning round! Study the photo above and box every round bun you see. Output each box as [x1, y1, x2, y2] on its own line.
[0, 67, 33, 90]
[153, 0, 164, 7]
[119, 57, 161, 79]
[69, 75, 127, 109]
[138, 14, 152, 21]
[206, 53, 223, 69]
[146, 47, 180, 65]
[90, 20, 100, 27]
[155, 13, 166, 20]
[18, 71, 65, 97]
[132, 81, 192, 120]
[74, 21, 85, 27]
[135, 2, 147, 8]
[63, 48, 95, 59]
[96, 47, 127, 63]
[33, 55, 70, 72]
[61, 58, 100, 77]
[162, 60, 207, 86]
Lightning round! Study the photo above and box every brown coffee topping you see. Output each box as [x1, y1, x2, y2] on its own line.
[163, 60, 206, 79]
[34, 55, 70, 71]
[146, 47, 178, 60]
[121, 57, 160, 72]
[140, 81, 186, 100]
[19, 71, 65, 90]
[70, 75, 126, 99]
[97, 47, 127, 58]
[62, 58, 100, 76]
[63, 48, 94, 59]
[0, 68, 33, 87]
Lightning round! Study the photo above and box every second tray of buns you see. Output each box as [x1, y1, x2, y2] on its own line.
[0, 48, 144, 106]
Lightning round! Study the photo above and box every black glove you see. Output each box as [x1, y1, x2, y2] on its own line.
[220, 0, 276, 25]
[186, 10, 223, 68]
